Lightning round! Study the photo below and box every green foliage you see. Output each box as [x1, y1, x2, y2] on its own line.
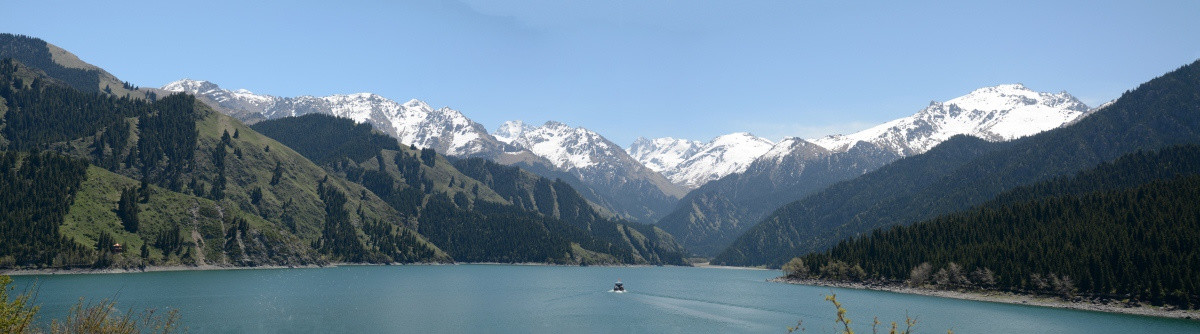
[153, 225, 183, 256]
[315, 183, 366, 261]
[0, 34, 100, 93]
[253, 114, 687, 264]
[0, 58, 149, 151]
[136, 94, 199, 192]
[3, 274, 183, 334]
[0, 275, 38, 333]
[719, 59, 1200, 267]
[49, 298, 181, 334]
[248, 113, 400, 165]
[116, 187, 139, 233]
[0, 54, 445, 267]
[453, 158, 688, 264]
[268, 161, 283, 186]
[781, 257, 808, 278]
[0, 151, 92, 267]
[789, 293, 919, 334]
[800, 145, 1200, 308]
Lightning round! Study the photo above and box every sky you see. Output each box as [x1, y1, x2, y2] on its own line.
[4, 0, 1200, 146]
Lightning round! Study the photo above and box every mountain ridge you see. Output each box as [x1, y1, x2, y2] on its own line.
[164, 80, 683, 223]
[716, 59, 1200, 266]
[656, 84, 1092, 256]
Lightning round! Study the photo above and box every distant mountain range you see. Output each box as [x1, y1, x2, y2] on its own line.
[163, 80, 683, 223]
[629, 133, 775, 189]
[164, 76, 1099, 258]
[809, 84, 1091, 155]
[655, 84, 1095, 256]
[717, 59, 1200, 266]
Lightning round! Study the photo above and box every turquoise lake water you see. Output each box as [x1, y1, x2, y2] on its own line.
[9, 265, 1200, 333]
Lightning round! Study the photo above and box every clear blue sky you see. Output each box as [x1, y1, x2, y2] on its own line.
[4, 1, 1199, 146]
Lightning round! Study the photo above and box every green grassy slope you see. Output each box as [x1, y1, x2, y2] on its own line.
[253, 114, 688, 265]
[0, 52, 450, 268]
[61, 166, 316, 267]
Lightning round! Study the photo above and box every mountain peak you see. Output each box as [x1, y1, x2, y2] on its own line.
[495, 120, 535, 144]
[403, 98, 431, 110]
[162, 78, 221, 93]
[630, 132, 773, 189]
[542, 120, 569, 128]
[162, 78, 506, 158]
[811, 84, 1089, 155]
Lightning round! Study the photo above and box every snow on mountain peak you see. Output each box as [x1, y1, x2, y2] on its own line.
[494, 120, 534, 144]
[629, 137, 704, 173]
[162, 79, 503, 157]
[495, 120, 619, 169]
[810, 84, 1089, 155]
[760, 137, 818, 162]
[162, 79, 221, 94]
[631, 132, 774, 189]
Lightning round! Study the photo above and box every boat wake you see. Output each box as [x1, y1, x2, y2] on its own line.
[627, 292, 801, 329]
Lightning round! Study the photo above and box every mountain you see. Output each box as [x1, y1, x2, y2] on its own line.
[495, 120, 687, 222]
[717, 59, 1200, 267]
[629, 133, 774, 189]
[165, 80, 682, 223]
[0, 47, 451, 269]
[796, 144, 1200, 308]
[0, 34, 156, 100]
[162, 79, 516, 157]
[811, 84, 1090, 155]
[251, 114, 685, 264]
[450, 158, 686, 264]
[656, 84, 1089, 257]
[655, 137, 900, 256]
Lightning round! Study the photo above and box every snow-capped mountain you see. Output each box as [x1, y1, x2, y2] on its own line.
[166, 79, 683, 223]
[494, 120, 624, 170]
[628, 137, 703, 173]
[630, 133, 774, 189]
[495, 120, 687, 220]
[656, 84, 1091, 256]
[163, 79, 512, 157]
[810, 84, 1090, 155]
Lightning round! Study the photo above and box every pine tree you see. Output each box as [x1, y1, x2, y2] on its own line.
[117, 187, 139, 233]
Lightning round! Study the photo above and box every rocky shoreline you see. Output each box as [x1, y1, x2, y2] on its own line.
[770, 276, 1200, 320]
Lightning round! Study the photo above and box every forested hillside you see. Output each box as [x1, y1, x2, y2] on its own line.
[656, 140, 899, 256]
[0, 151, 91, 267]
[0, 51, 449, 269]
[793, 145, 1200, 308]
[452, 157, 686, 264]
[718, 59, 1200, 266]
[252, 114, 686, 265]
[0, 33, 154, 99]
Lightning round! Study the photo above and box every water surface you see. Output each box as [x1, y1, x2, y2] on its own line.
[10, 265, 1199, 333]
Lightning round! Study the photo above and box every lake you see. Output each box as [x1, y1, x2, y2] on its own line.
[9, 265, 1200, 333]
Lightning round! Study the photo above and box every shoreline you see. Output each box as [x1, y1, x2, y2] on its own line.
[0, 264, 331, 276]
[0, 261, 712, 276]
[690, 262, 772, 270]
[770, 276, 1200, 321]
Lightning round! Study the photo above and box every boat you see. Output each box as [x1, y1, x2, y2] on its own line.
[612, 280, 625, 292]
